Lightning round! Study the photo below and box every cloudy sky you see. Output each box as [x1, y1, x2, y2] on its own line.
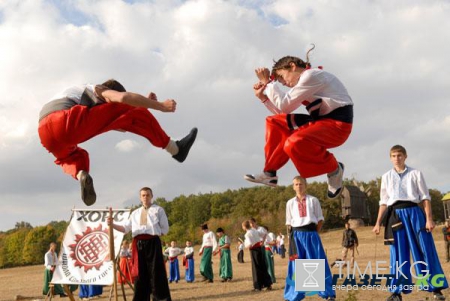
[0, 0, 449, 231]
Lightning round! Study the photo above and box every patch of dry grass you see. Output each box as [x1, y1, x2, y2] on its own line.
[0, 226, 448, 301]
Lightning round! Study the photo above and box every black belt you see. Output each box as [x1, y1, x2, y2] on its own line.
[292, 223, 317, 232]
[382, 201, 418, 245]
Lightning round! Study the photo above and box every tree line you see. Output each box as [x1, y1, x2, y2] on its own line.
[0, 179, 446, 268]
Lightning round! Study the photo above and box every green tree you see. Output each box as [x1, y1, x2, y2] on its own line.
[429, 189, 444, 223]
[1, 228, 31, 267]
[22, 225, 58, 265]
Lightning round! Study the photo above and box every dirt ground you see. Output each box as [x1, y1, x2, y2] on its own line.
[0, 227, 449, 301]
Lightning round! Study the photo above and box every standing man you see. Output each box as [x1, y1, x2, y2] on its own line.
[109, 187, 171, 301]
[249, 218, 267, 243]
[373, 145, 448, 301]
[284, 176, 335, 301]
[183, 241, 195, 283]
[164, 241, 183, 284]
[277, 232, 286, 258]
[443, 220, 450, 263]
[42, 242, 67, 297]
[39, 79, 198, 206]
[214, 228, 233, 282]
[263, 226, 276, 284]
[237, 239, 245, 263]
[341, 222, 358, 268]
[242, 220, 273, 291]
[199, 224, 217, 283]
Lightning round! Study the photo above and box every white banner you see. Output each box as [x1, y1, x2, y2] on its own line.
[52, 209, 131, 285]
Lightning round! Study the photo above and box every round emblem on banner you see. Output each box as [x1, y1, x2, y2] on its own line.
[69, 224, 110, 272]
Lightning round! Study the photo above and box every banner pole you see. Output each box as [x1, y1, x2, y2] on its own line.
[109, 207, 119, 301]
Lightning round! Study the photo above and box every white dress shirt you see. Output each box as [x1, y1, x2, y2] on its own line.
[244, 228, 261, 249]
[44, 250, 59, 270]
[380, 166, 431, 206]
[265, 232, 276, 247]
[184, 246, 194, 257]
[199, 231, 218, 253]
[164, 247, 183, 258]
[286, 195, 324, 227]
[277, 235, 285, 246]
[122, 204, 169, 237]
[256, 226, 268, 242]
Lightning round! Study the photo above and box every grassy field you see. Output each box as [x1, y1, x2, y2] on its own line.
[0, 226, 449, 301]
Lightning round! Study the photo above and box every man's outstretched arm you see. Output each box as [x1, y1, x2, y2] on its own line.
[98, 87, 176, 112]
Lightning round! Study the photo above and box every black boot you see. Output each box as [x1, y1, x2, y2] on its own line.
[172, 128, 198, 163]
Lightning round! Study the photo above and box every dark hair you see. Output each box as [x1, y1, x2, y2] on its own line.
[140, 187, 153, 195]
[390, 145, 407, 156]
[216, 227, 224, 233]
[271, 44, 315, 78]
[101, 79, 126, 92]
[242, 220, 251, 230]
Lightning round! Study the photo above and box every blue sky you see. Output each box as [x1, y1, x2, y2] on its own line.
[0, 0, 450, 231]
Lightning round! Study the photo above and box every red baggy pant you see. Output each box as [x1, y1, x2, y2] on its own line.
[263, 114, 352, 178]
[38, 103, 170, 179]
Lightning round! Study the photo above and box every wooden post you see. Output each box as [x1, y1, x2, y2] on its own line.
[109, 207, 119, 301]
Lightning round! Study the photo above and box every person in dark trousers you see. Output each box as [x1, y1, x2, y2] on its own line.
[341, 222, 359, 268]
[109, 187, 172, 301]
[242, 220, 272, 292]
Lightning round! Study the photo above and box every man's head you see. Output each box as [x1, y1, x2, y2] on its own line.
[249, 218, 257, 228]
[389, 145, 407, 171]
[345, 222, 350, 229]
[201, 223, 209, 232]
[101, 79, 126, 92]
[140, 187, 153, 207]
[216, 227, 224, 237]
[242, 220, 251, 230]
[293, 176, 307, 195]
[49, 242, 57, 250]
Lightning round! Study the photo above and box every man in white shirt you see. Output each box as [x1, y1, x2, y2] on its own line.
[263, 227, 276, 284]
[277, 233, 286, 258]
[109, 187, 171, 301]
[242, 220, 272, 291]
[284, 176, 335, 301]
[43, 242, 67, 297]
[244, 49, 353, 200]
[372, 145, 447, 301]
[183, 241, 195, 283]
[39, 79, 197, 206]
[198, 224, 217, 283]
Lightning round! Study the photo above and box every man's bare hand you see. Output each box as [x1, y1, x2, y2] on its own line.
[148, 92, 158, 101]
[160, 99, 177, 112]
[253, 82, 265, 90]
[255, 67, 271, 84]
[253, 82, 267, 102]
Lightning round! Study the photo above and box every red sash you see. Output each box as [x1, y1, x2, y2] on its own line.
[250, 241, 263, 250]
[131, 234, 156, 279]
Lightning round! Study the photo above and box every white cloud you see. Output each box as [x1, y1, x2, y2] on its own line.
[115, 139, 142, 152]
[0, 0, 450, 230]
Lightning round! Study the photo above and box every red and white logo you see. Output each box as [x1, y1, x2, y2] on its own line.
[69, 224, 110, 272]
